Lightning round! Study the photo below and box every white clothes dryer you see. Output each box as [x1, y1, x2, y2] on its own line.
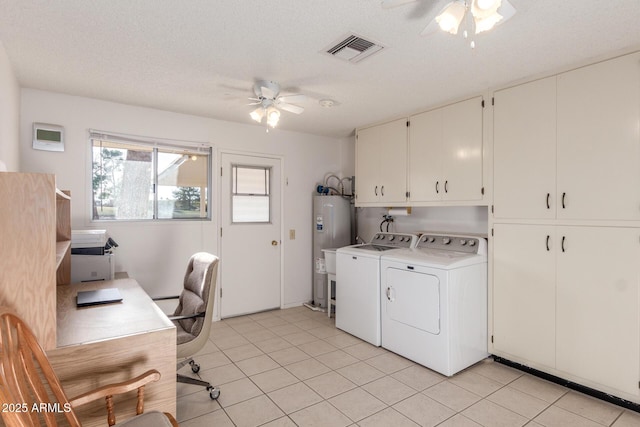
[381, 233, 488, 376]
[336, 232, 418, 346]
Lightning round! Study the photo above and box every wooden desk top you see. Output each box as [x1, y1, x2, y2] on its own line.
[57, 278, 174, 348]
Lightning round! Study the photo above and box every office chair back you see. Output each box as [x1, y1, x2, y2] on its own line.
[174, 252, 219, 358]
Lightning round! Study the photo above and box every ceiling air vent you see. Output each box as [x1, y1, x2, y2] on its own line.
[325, 33, 384, 63]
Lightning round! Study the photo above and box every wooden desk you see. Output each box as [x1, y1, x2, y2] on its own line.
[47, 278, 176, 426]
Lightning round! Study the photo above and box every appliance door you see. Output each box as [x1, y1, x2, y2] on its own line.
[336, 251, 381, 346]
[384, 267, 440, 334]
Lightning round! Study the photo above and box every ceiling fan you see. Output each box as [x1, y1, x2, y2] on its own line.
[248, 80, 307, 128]
[382, 0, 516, 47]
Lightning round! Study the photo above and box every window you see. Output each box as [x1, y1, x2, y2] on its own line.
[231, 165, 270, 223]
[91, 131, 211, 221]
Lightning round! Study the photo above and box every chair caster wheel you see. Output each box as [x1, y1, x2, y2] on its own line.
[190, 362, 200, 373]
[208, 386, 220, 400]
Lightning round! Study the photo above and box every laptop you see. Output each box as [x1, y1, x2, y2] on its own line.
[76, 288, 123, 307]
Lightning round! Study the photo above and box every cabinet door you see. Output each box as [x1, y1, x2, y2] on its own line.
[377, 118, 408, 204]
[408, 108, 443, 201]
[494, 78, 557, 219]
[556, 227, 640, 396]
[557, 52, 640, 220]
[441, 97, 484, 201]
[493, 224, 556, 369]
[355, 125, 382, 203]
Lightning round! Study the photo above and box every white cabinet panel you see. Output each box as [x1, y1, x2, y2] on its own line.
[493, 77, 557, 219]
[378, 119, 409, 204]
[408, 108, 442, 201]
[493, 224, 556, 369]
[355, 126, 381, 204]
[441, 96, 484, 201]
[408, 97, 483, 202]
[355, 118, 407, 205]
[556, 227, 640, 396]
[557, 52, 640, 220]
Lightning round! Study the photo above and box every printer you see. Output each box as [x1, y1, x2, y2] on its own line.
[71, 230, 116, 283]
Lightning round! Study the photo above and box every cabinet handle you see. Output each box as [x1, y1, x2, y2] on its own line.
[546, 193, 550, 209]
[375, 185, 378, 196]
[561, 236, 566, 252]
[562, 192, 566, 209]
[381, 185, 385, 196]
[445, 180, 448, 193]
[436, 181, 439, 194]
[546, 235, 550, 251]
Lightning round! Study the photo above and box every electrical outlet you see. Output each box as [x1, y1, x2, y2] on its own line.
[289, 229, 296, 240]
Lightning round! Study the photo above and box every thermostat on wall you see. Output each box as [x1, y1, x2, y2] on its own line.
[33, 123, 64, 152]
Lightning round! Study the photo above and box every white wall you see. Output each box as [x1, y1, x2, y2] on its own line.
[20, 89, 348, 311]
[357, 206, 489, 242]
[0, 41, 20, 171]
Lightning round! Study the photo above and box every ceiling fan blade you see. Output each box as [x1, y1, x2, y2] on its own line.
[278, 103, 304, 115]
[420, 17, 441, 36]
[498, 0, 516, 23]
[278, 94, 307, 104]
[247, 101, 261, 105]
[260, 85, 277, 100]
[381, 0, 417, 9]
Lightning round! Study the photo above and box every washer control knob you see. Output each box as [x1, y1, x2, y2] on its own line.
[442, 237, 451, 245]
[379, 235, 385, 240]
[468, 240, 476, 246]
[428, 237, 435, 243]
[388, 235, 395, 241]
[460, 239, 467, 246]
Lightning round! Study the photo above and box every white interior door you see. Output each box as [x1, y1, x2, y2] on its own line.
[220, 153, 281, 318]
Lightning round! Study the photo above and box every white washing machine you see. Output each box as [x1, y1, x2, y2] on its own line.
[336, 232, 418, 346]
[381, 233, 488, 376]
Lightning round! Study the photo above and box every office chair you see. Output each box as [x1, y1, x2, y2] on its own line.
[0, 307, 178, 427]
[156, 252, 221, 400]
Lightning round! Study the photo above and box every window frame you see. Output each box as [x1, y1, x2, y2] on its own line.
[230, 164, 272, 224]
[90, 130, 213, 222]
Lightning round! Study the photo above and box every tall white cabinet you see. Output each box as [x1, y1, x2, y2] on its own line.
[492, 51, 640, 404]
[556, 53, 640, 220]
[494, 53, 640, 221]
[493, 77, 557, 220]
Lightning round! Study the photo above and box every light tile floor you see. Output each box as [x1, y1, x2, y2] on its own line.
[176, 307, 640, 427]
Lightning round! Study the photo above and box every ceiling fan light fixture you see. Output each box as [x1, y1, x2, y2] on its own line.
[267, 107, 280, 128]
[474, 0, 501, 12]
[436, 1, 466, 35]
[250, 107, 265, 123]
[474, 12, 503, 34]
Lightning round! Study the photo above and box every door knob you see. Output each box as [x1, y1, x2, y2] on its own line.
[271, 240, 278, 246]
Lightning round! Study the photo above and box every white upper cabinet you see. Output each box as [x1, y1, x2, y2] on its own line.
[355, 118, 407, 205]
[408, 96, 484, 203]
[408, 107, 442, 201]
[493, 77, 557, 219]
[494, 52, 640, 220]
[556, 52, 640, 220]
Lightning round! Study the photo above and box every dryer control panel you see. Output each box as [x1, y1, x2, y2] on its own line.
[370, 232, 418, 249]
[417, 234, 485, 254]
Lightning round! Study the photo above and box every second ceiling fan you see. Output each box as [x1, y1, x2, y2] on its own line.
[382, 0, 515, 46]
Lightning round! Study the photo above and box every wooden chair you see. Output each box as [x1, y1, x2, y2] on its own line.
[0, 307, 178, 426]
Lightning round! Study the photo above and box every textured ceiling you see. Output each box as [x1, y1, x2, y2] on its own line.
[1, 0, 639, 138]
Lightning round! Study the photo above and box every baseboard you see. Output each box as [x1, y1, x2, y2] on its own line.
[493, 356, 640, 413]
